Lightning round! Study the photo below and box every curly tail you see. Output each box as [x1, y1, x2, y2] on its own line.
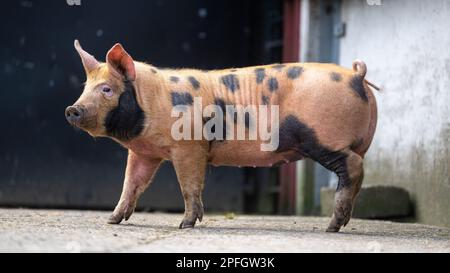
[352, 59, 381, 91]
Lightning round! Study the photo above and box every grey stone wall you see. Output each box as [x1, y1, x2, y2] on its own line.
[340, 0, 450, 227]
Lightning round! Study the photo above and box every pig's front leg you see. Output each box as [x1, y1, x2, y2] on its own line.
[108, 150, 162, 224]
[171, 144, 208, 229]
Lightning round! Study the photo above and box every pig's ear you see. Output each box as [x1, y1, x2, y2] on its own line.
[74, 39, 99, 74]
[106, 43, 136, 81]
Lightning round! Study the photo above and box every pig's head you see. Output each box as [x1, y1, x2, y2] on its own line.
[65, 40, 144, 141]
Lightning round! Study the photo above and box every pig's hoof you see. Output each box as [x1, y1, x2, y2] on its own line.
[107, 214, 123, 225]
[326, 225, 341, 233]
[325, 199, 353, 232]
[326, 210, 352, 232]
[107, 203, 136, 224]
[326, 216, 344, 232]
[178, 202, 204, 229]
[179, 220, 196, 229]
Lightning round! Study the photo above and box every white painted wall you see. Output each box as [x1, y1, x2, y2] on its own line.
[340, 0, 450, 227]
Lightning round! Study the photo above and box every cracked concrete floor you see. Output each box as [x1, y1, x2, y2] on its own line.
[0, 208, 449, 253]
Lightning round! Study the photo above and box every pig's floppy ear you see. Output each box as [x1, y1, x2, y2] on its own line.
[106, 43, 136, 81]
[74, 39, 99, 74]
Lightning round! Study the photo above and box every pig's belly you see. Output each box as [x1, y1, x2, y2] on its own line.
[208, 140, 303, 167]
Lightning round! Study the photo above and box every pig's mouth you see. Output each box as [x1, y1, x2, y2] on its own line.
[71, 117, 98, 131]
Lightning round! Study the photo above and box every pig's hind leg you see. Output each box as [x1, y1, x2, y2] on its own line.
[108, 151, 162, 224]
[277, 115, 364, 232]
[322, 149, 364, 232]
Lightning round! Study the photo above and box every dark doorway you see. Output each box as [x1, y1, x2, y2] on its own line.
[0, 0, 282, 213]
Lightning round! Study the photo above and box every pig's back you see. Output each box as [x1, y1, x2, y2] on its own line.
[207, 62, 374, 166]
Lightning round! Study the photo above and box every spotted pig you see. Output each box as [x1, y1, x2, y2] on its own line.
[65, 40, 378, 232]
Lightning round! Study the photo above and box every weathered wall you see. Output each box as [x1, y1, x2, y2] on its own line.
[340, 0, 450, 227]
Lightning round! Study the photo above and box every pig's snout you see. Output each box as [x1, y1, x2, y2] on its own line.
[65, 105, 84, 126]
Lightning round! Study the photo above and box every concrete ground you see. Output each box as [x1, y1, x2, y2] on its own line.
[0, 208, 449, 253]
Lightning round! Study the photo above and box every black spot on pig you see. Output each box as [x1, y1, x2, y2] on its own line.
[170, 76, 179, 83]
[244, 112, 251, 128]
[262, 95, 270, 105]
[255, 68, 266, 84]
[104, 81, 145, 141]
[188, 76, 200, 90]
[210, 98, 228, 140]
[231, 111, 251, 128]
[230, 110, 251, 129]
[349, 76, 368, 102]
[221, 74, 240, 92]
[272, 64, 285, 71]
[268, 77, 279, 92]
[277, 115, 349, 191]
[287, 66, 303, 79]
[171, 92, 194, 106]
[203, 116, 214, 136]
[330, 72, 342, 82]
[214, 98, 226, 114]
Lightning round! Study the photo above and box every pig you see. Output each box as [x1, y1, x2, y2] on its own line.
[66, 40, 378, 232]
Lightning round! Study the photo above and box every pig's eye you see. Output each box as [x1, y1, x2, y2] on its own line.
[102, 87, 112, 93]
[100, 85, 113, 97]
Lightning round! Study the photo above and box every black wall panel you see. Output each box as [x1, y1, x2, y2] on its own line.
[0, 0, 282, 212]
